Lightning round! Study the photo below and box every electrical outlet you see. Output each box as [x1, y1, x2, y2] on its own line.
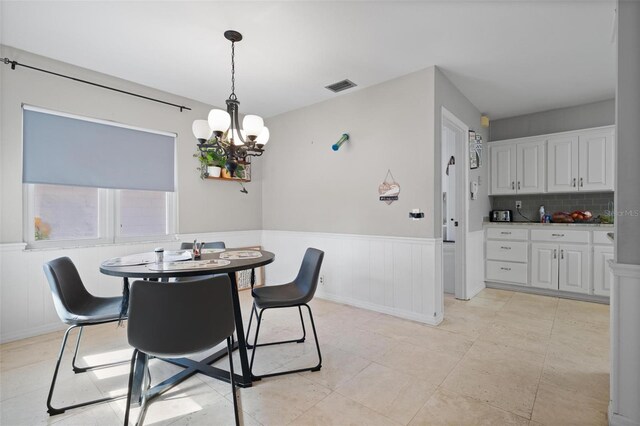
[319, 275, 325, 285]
[515, 200, 522, 209]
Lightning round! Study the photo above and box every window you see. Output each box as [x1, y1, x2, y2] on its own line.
[23, 106, 177, 248]
[25, 184, 176, 247]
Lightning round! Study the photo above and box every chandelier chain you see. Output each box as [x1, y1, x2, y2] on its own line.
[230, 41, 237, 101]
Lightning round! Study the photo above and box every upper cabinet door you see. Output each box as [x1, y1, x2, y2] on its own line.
[516, 140, 546, 194]
[578, 129, 615, 192]
[490, 144, 516, 195]
[547, 135, 579, 193]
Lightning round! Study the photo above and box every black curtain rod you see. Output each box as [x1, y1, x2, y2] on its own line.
[2, 57, 191, 112]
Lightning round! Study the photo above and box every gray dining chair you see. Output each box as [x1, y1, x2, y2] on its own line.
[124, 276, 238, 426]
[245, 248, 324, 379]
[43, 256, 128, 415]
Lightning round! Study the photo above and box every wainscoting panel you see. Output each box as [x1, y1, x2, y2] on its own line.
[261, 230, 444, 326]
[0, 231, 262, 343]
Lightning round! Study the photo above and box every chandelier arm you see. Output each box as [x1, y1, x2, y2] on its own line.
[233, 107, 248, 145]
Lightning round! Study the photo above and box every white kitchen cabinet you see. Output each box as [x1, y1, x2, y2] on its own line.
[530, 243, 590, 293]
[547, 135, 579, 193]
[558, 244, 590, 294]
[531, 243, 559, 289]
[578, 129, 615, 191]
[490, 144, 516, 195]
[516, 139, 546, 194]
[593, 246, 614, 296]
[490, 126, 614, 195]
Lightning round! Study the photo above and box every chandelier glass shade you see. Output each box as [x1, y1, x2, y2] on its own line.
[192, 30, 269, 177]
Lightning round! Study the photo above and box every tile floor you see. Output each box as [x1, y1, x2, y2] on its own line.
[0, 288, 610, 425]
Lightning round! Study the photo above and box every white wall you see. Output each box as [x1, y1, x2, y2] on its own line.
[0, 45, 263, 243]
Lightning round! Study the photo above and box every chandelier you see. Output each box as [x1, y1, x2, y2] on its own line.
[192, 30, 269, 178]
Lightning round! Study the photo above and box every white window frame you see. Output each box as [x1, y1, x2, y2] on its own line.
[24, 184, 177, 249]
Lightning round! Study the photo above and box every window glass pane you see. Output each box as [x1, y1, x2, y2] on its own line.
[33, 184, 99, 241]
[119, 190, 167, 237]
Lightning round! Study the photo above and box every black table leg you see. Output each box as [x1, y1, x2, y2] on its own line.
[227, 272, 255, 386]
[119, 277, 129, 325]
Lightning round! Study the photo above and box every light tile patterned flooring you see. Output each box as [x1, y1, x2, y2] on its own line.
[0, 289, 610, 425]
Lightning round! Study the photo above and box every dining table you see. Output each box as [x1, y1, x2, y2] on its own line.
[99, 248, 275, 404]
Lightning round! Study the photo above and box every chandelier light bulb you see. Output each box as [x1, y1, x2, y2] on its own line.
[208, 109, 231, 134]
[256, 127, 270, 145]
[226, 128, 246, 146]
[242, 115, 264, 138]
[192, 120, 211, 142]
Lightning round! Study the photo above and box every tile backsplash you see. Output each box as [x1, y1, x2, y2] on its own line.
[491, 192, 614, 222]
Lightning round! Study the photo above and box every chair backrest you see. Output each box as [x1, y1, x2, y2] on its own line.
[293, 248, 325, 303]
[127, 276, 235, 357]
[180, 241, 226, 250]
[43, 257, 94, 324]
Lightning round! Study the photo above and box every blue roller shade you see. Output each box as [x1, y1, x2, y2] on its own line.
[23, 106, 175, 192]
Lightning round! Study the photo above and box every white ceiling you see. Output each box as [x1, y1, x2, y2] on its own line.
[1, 1, 616, 119]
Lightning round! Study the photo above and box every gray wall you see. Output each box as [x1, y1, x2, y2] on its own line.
[434, 67, 489, 234]
[262, 68, 436, 238]
[0, 45, 262, 243]
[615, 2, 640, 266]
[490, 98, 615, 141]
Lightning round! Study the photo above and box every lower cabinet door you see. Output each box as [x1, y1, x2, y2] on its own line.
[593, 246, 614, 297]
[531, 243, 559, 289]
[558, 244, 590, 294]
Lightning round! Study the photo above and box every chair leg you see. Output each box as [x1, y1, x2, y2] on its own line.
[48, 325, 126, 416]
[244, 302, 257, 347]
[250, 304, 322, 379]
[124, 351, 150, 426]
[227, 337, 240, 426]
[72, 324, 130, 374]
[123, 350, 138, 426]
[247, 305, 307, 350]
[248, 308, 264, 374]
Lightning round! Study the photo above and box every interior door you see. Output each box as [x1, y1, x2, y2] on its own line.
[516, 139, 546, 194]
[593, 246, 614, 297]
[578, 129, 615, 191]
[490, 144, 516, 195]
[531, 243, 558, 289]
[547, 136, 578, 193]
[558, 244, 590, 294]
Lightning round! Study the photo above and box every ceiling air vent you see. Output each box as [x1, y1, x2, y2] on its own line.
[325, 79, 357, 93]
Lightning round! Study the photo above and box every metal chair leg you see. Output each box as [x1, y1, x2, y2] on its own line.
[227, 337, 240, 426]
[48, 325, 126, 416]
[249, 304, 322, 379]
[124, 351, 150, 426]
[72, 325, 129, 374]
[245, 302, 257, 347]
[247, 305, 306, 350]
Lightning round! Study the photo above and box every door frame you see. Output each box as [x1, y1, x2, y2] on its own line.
[441, 107, 470, 299]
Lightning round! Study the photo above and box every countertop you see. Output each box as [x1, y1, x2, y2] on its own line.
[483, 221, 614, 228]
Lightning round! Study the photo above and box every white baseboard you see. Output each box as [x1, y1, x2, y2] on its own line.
[1, 323, 66, 344]
[317, 292, 443, 326]
[610, 404, 640, 426]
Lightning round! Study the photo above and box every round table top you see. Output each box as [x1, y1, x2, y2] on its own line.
[100, 249, 275, 279]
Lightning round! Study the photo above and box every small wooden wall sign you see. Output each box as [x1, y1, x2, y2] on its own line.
[379, 170, 400, 205]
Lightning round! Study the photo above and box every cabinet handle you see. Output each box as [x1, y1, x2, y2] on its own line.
[517, 181, 521, 190]
[573, 178, 576, 187]
[500, 246, 512, 250]
[553, 249, 557, 259]
[511, 181, 515, 190]
[580, 177, 584, 187]
[560, 249, 564, 259]
[552, 233, 565, 237]
[500, 231, 512, 235]
[500, 267, 512, 271]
